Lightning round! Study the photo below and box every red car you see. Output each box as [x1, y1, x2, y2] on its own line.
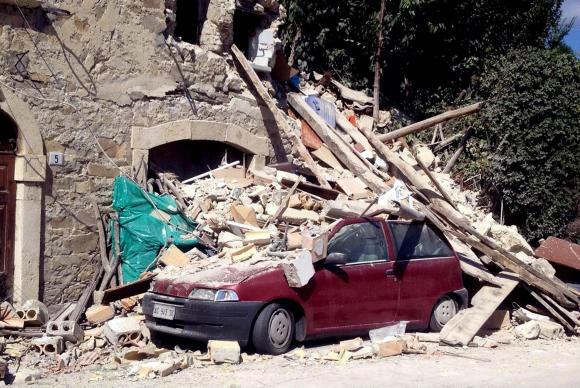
[143, 218, 467, 354]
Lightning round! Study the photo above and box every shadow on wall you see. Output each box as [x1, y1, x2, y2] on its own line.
[148, 139, 248, 182]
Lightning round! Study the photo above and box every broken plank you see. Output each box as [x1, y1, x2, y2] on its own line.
[101, 274, 157, 305]
[440, 271, 519, 346]
[288, 92, 387, 194]
[230, 44, 331, 189]
[378, 102, 482, 142]
[279, 177, 341, 201]
[312, 145, 344, 172]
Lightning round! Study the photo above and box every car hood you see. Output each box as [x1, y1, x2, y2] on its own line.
[153, 263, 277, 297]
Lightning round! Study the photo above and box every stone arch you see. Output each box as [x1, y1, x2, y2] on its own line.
[131, 120, 269, 184]
[0, 86, 46, 303]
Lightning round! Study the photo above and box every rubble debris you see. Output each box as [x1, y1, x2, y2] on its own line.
[159, 245, 190, 268]
[282, 251, 315, 288]
[373, 338, 406, 358]
[515, 321, 541, 340]
[208, 340, 241, 364]
[85, 305, 115, 325]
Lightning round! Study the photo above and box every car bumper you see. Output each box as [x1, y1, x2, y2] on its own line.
[143, 292, 264, 346]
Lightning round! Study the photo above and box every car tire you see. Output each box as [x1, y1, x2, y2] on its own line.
[429, 295, 458, 332]
[252, 303, 295, 355]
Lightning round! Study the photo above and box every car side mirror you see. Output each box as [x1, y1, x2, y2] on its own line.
[325, 252, 347, 266]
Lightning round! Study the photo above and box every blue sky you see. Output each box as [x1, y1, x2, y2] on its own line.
[562, 0, 580, 54]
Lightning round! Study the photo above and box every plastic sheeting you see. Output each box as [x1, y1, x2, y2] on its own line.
[112, 176, 200, 283]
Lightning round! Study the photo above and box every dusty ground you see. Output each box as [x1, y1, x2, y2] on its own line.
[7, 335, 580, 388]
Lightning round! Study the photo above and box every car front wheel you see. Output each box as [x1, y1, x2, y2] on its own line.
[429, 296, 458, 332]
[252, 303, 295, 355]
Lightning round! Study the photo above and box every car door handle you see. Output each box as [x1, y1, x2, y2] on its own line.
[385, 269, 395, 276]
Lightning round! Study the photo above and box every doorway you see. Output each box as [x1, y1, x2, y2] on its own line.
[0, 110, 17, 298]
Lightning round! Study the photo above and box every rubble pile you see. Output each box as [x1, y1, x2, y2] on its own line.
[0, 25, 579, 385]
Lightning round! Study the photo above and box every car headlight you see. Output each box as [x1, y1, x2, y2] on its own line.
[188, 288, 239, 302]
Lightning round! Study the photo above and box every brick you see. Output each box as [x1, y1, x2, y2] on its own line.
[85, 304, 115, 324]
[46, 320, 84, 343]
[104, 316, 142, 346]
[301, 231, 328, 262]
[159, 245, 189, 268]
[31, 335, 64, 355]
[374, 339, 406, 358]
[282, 251, 315, 288]
[208, 340, 241, 364]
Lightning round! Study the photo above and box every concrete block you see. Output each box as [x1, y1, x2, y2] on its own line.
[538, 320, 565, 340]
[20, 300, 49, 327]
[208, 340, 241, 364]
[301, 231, 328, 262]
[86, 304, 115, 324]
[46, 320, 84, 343]
[282, 251, 315, 288]
[31, 336, 64, 355]
[373, 339, 406, 358]
[160, 245, 190, 268]
[104, 317, 142, 346]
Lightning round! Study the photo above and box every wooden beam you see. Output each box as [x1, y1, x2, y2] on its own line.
[92, 198, 111, 274]
[525, 286, 576, 332]
[443, 127, 473, 174]
[287, 93, 387, 194]
[230, 44, 331, 189]
[335, 111, 373, 152]
[377, 102, 482, 142]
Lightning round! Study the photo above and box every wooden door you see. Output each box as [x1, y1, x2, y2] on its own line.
[0, 154, 15, 283]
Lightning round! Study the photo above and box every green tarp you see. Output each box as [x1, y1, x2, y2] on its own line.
[112, 176, 200, 283]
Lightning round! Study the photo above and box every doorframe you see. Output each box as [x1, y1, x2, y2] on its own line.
[0, 86, 46, 303]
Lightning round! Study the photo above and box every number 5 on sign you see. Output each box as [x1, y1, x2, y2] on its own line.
[48, 152, 64, 166]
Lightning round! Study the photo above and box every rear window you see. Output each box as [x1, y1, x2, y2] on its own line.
[389, 222, 453, 260]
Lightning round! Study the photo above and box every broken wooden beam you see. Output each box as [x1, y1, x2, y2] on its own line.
[100, 274, 156, 305]
[443, 127, 473, 174]
[92, 198, 112, 274]
[377, 102, 482, 143]
[287, 93, 387, 194]
[230, 44, 331, 189]
[440, 271, 519, 346]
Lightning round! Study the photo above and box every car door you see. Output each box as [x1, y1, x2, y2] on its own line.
[387, 221, 457, 327]
[306, 219, 400, 333]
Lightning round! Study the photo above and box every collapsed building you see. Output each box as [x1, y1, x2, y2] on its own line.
[0, 0, 289, 304]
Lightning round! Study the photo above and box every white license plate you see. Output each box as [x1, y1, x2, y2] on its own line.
[153, 303, 176, 320]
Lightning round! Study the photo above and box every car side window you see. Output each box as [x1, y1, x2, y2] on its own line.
[389, 222, 454, 260]
[327, 221, 388, 264]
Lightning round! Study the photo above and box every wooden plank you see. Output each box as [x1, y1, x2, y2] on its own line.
[377, 102, 482, 142]
[92, 198, 112, 274]
[335, 111, 373, 152]
[287, 93, 387, 194]
[230, 44, 331, 189]
[440, 271, 519, 346]
[525, 286, 576, 332]
[69, 264, 103, 323]
[312, 145, 344, 171]
[542, 293, 580, 327]
[279, 177, 340, 201]
[99, 218, 121, 292]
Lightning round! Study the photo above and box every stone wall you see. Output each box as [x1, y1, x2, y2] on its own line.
[0, 0, 285, 304]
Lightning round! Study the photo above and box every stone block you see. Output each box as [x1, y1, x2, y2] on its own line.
[31, 335, 64, 355]
[104, 316, 142, 346]
[46, 320, 84, 343]
[87, 162, 120, 178]
[282, 251, 315, 288]
[85, 304, 115, 324]
[514, 320, 540, 340]
[336, 337, 364, 352]
[538, 320, 565, 340]
[208, 340, 241, 364]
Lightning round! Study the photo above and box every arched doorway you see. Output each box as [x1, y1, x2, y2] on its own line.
[0, 110, 18, 298]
